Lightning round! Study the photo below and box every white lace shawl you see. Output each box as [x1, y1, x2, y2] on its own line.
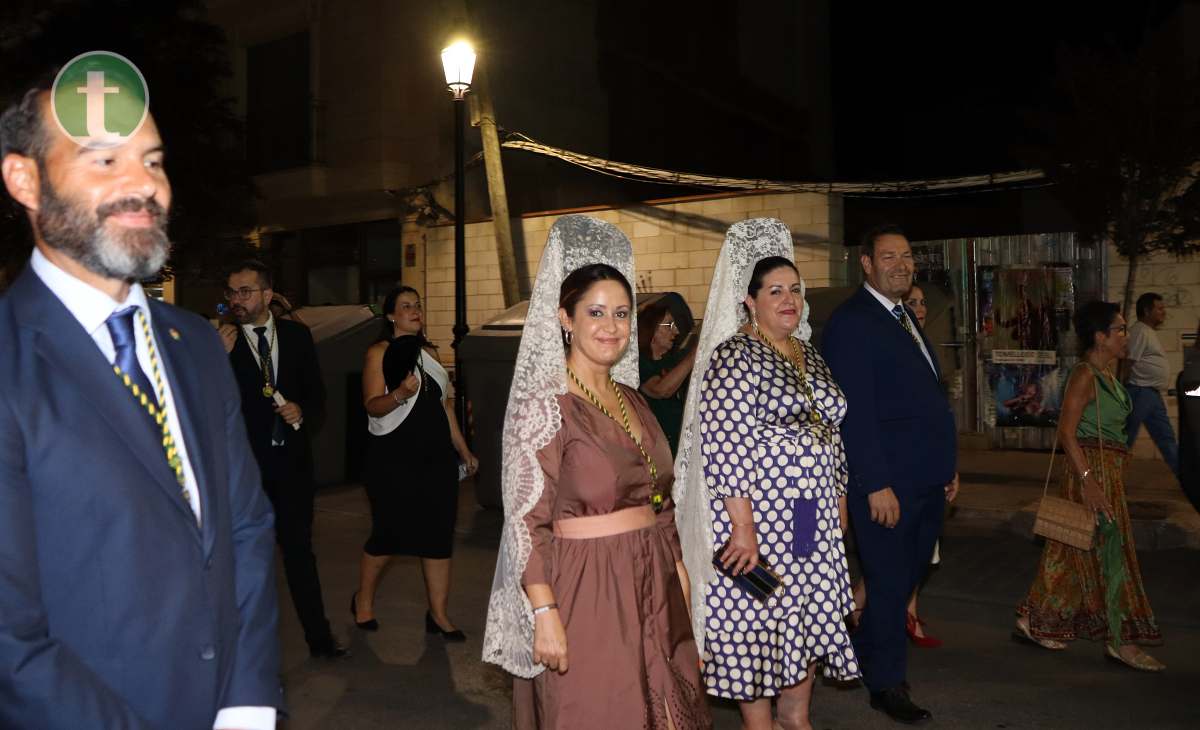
[482, 214, 639, 677]
[672, 217, 811, 656]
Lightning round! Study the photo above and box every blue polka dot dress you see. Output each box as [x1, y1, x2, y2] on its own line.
[699, 333, 860, 700]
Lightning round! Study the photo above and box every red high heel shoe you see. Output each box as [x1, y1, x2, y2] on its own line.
[906, 613, 942, 648]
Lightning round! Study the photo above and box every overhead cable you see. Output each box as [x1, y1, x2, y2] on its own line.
[499, 131, 1046, 195]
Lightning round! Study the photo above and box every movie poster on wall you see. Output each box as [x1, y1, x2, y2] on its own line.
[993, 268, 1061, 351]
[984, 350, 1064, 428]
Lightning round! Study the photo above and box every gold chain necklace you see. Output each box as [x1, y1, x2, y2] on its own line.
[566, 366, 663, 513]
[241, 323, 278, 397]
[1089, 361, 1128, 408]
[751, 323, 825, 429]
[112, 310, 190, 505]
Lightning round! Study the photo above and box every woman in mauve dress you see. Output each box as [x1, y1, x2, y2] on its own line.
[482, 215, 711, 730]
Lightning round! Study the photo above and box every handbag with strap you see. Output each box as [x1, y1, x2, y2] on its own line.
[1033, 365, 1106, 550]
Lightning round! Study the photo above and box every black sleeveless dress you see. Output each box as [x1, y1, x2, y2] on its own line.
[363, 352, 459, 558]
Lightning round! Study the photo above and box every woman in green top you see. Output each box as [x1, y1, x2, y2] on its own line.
[1015, 301, 1164, 671]
[638, 301, 697, 454]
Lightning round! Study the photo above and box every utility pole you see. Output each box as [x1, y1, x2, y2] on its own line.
[470, 68, 520, 307]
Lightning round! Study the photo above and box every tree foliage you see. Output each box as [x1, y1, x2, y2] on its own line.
[1026, 39, 1200, 316]
[0, 0, 257, 289]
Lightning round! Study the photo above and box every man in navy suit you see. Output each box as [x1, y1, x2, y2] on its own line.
[822, 224, 958, 725]
[0, 80, 281, 727]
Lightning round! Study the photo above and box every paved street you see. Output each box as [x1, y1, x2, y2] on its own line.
[277, 477, 1200, 729]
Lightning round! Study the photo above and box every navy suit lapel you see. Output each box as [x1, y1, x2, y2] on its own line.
[230, 328, 258, 383]
[150, 304, 217, 554]
[11, 271, 202, 536]
[853, 287, 941, 384]
[911, 315, 943, 382]
[275, 323, 292, 396]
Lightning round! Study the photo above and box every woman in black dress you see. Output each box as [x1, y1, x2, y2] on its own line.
[353, 286, 478, 639]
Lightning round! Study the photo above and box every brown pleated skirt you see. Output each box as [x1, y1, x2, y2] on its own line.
[512, 524, 712, 730]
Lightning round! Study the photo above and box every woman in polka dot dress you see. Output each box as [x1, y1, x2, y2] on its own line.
[697, 254, 860, 730]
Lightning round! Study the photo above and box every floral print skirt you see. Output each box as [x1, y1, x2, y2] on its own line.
[1017, 440, 1162, 645]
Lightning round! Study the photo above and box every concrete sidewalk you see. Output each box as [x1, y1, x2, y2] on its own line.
[952, 448, 1200, 549]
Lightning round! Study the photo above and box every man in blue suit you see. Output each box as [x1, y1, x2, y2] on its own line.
[0, 80, 281, 727]
[822, 224, 958, 725]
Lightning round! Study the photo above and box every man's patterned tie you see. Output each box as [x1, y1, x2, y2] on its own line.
[255, 326, 288, 444]
[891, 303, 921, 346]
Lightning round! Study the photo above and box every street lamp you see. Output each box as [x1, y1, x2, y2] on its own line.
[441, 40, 475, 101]
[442, 39, 475, 429]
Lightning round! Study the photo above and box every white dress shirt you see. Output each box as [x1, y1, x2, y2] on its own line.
[863, 281, 937, 374]
[30, 249, 275, 730]
[241, 315, 292, 445]
[240, 315, 280, 382]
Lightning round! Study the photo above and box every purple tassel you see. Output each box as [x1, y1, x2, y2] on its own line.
[790, 497, 818, 555]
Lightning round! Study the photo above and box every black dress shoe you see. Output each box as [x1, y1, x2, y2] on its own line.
[310, 641, 350, 660]
[350, 592, 379, 632]
[869, 687, 932, 725]
[425, 611, 467, 642]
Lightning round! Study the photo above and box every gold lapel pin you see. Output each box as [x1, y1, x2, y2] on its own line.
[169, 328, 181, 340]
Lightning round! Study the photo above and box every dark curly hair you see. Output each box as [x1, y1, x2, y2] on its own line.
[1074, 300, 1121, 356]
[637, 299, 672, 354]
[0, 81, 53, 166]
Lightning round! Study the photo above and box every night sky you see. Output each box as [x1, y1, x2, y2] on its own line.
[488, 0, 1196, 221]
[831, 1, 1190, 180]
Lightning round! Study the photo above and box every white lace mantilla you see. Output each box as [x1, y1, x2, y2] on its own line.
[482, 214, 638, 677]
[672, 217, 810, 656]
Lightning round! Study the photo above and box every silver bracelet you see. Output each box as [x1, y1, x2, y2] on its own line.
[532, 603, 558, 616]
[392, 391, 408, 406]
[1079, 468, 1091, 481]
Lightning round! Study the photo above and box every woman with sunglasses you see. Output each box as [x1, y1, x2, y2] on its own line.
[1015, 301, 1164, 671]
[637, 301, 697, 454]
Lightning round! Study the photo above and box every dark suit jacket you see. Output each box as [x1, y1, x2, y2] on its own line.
[0, 266, 281, 729]
[821, 285, 957, 496]
[228, 318, 325, 481]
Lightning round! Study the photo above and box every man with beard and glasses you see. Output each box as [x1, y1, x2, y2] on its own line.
[218, 259, 345, 661]
[821, 224, 959, 725]
[0, 80, 281, 729]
